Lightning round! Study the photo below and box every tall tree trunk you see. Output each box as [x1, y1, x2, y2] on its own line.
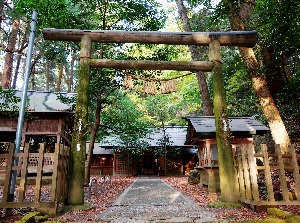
[45, 64, 50, 91]
[84, 42, 105, 182]
[69, 52, 76, 92]
[210, 40, 238, 203]
[2, 19, 19, 89]
[175, 0, 213, 116]
[68, 36, 91, 205]
[12, 33, 27, 89]
[85, 97, 101, 184]
[12, 51, 22, 89]
[56, 63, 63, 92]
[261, 46, 286, 101]
[225, 0, 291, 153]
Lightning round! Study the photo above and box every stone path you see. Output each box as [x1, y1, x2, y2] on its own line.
[96, 177, 218, 223]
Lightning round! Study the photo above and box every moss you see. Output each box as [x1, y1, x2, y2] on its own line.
[267, 208, 292, 218]
[286, 215, 300, 223]
[34, 215, 50, 222]
[15, 211, 41, 223]
[61, 204, 94, 214]
[207, 201, 243, 208]
[208, 201, 226, 208]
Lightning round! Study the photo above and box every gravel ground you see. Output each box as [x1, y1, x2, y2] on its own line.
[96, 177, 217, 222]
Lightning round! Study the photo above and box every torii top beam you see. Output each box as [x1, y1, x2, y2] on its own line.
[42, 29, 257, 47]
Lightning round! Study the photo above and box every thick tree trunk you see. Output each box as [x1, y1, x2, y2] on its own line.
[175, 0, 213, 115]
[210, 40, 238, 203]
[68, 36, 91, 205]
[261, 46, 286, 101]
[226, 0, 291, 153]
[196, 72, 213, 115]
[2, 19, 19, 89]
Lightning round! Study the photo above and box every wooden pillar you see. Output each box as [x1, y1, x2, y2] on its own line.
[68, 35, 91, 205]
[209, 39, 237, 203]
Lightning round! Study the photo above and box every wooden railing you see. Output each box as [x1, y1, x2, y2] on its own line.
[0, 143, 70, 215]
[233, 144, 300, 206]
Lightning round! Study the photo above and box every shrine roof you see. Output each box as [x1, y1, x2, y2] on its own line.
[88, 126, 197, 154]
[6, 90, 75, 113]
[184, 116, 269, 136]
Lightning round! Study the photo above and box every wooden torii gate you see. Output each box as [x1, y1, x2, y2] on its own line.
[42, 29, 257, 204]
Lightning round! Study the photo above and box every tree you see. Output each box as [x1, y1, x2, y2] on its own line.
[101, 92, 152, 160]
[68, 0, 166, 204]
[221, 0, 291, 153]
[144, 95, 180, 175]
[2, 18, 19, 89]
[175, 0, 213, 115]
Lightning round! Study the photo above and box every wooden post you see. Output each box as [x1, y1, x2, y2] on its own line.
[261, 144, 275, 202]
[68, 35, 91, 205]
[290, 145, 300, 199]
[241, 146, 252, 201]
[18, 144, 29, 202]
[275, 144, 289, 202]
[89, 59, 214, 71]
[34, 143, 45, 203]
[247, 144, 259, 202]
[209, 39, 237, 203]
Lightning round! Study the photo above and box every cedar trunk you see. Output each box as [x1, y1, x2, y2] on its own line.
[56, 63, 63, 92]
[226, 0, 291, 153]
[210, 40, 238, 203]
[2, 19, 19, 89]
[84, 98, 101, 184]
[176, 0, 213, 115]
[68, 36, 91, 205]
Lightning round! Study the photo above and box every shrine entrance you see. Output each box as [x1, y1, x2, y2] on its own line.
[42, 28, 257, 205]
[137, 155, 159, 175]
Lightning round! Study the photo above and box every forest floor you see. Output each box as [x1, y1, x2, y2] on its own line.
[0, 176, 299, 222]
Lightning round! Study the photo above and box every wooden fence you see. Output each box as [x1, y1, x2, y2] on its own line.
[0, 143, 69, 214]
[233, 144, 300, 207]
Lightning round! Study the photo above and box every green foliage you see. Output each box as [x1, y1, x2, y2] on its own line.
[221, 48, 263, 118]
[56, 92, 76, 111]
[277, 75, 300, 139]
[13, 0, 89, 31]
[0, 87, 21, 117]
[101, 92, 152, 157]
[267, 208, 292, 219]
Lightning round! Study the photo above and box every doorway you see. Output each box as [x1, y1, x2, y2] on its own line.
[137, 155, 159, 175]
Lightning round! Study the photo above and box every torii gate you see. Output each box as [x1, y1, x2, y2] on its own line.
[42, 29, 257, 204]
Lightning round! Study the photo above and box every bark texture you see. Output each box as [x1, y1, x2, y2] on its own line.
[2, 19, 19, 89]
[68, 36, 91, 205]
[84, 97, 101, 184]
[210, 40, 238, 203]
[225, 0, 291, 153]
[175, 0, 213, 115]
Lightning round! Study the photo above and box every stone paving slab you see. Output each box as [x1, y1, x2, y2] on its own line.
[96, 177, 217, 223]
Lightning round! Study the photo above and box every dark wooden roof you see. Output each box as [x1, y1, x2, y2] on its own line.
[87, 126, 195, 154]
[184, 116, 269, 139]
